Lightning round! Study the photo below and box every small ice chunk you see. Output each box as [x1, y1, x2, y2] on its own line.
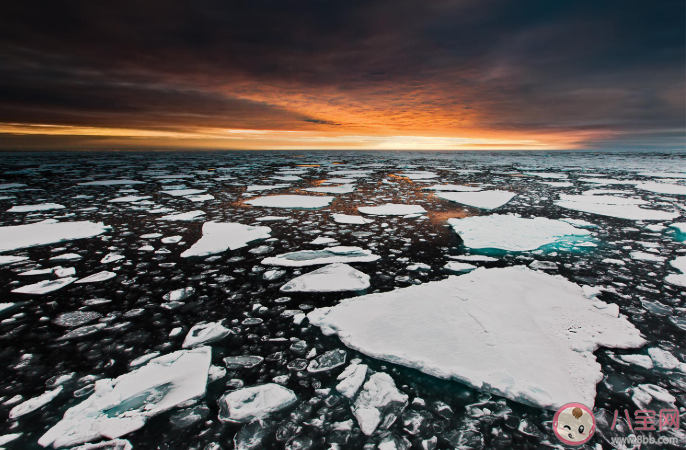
[443, 262, 477, 273]
[223, 355, 264, 370]
[618, 354, 654, 369]
[10, 386, 63, 419]
[12, 277, 77, 294]
[71, 439, 132, 450]
[75, 271, 116, 284]
[648, 348, 682, 370]
[424, 184, 481, 192]
[38, 347, 212, 448]
[352, 373, 408, 435]
[436, 190, 516, 210]
[181, 222, 271, 258]
[448, 255, 498, 262]
[161, 235, 183, 244]
[255, 216, 289, 222]
[358, 204, 426, 216]
[307, 349, 347, 373]
[101, 253, 125, 264]
[245, 195, 334, 209]
[245, 184, 290, 192]
[217, 384, 297, 423]
[665, 256, 686, 287]
[336, 363, 368, 398]
[108, 196, 151, 203]
[555, 194, 679, 221]
[8, 203, 65, 212]
[161, 188, 206, 197]
[309, 236, 338, 245]
[262, 246, 379, 267]
[0, 255, 29, 265]
[53, 311, 103, 327]
[305, 185, 355, 194]
[50, 253, 83, 261]
[280, 263, 370, 293]
[629, 384, 676, 409]
[163, 287, 195, 302]
[78, 180, 144, 186]
[182, 321, 232, 348]
[158, 211, 206, 221]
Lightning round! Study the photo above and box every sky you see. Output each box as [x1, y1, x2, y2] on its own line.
[0, 0, 684, 151]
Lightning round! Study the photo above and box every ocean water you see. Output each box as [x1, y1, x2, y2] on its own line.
[0, 150, 684, 450]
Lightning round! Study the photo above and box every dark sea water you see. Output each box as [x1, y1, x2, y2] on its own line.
[0, 150, 684, 450]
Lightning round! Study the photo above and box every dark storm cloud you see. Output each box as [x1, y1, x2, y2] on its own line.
[0, 0, 683, 146]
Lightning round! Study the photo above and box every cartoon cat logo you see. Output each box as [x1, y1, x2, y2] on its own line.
[553, 403, 596, 445]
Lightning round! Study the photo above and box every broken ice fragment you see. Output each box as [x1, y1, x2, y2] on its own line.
[7, 203, 65, 212]
[12, 277, 77, 294]
[352, 373, 408, 435]
[332, 213, 374, 224]
[38, 347, 212, 448]
[217, 384, 297, 423]
[280, 263, 370, 293]
[336, 363, 368, 398]
[75, 271, 116, 284]
[665, 256, 686, 287]
[163, 287, 195, 302]
[53, 311, 103, 327]
[181, 222, 271, 258]
[182, 321, 232, 348]
[223, 355, 264, 370]
[443, 262, 476, 273]
[358, 204, 426, 216]
[9, 386, 63, 419]
[307, 349, 347, 373]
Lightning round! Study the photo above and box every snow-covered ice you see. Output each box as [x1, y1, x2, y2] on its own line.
[7, 203, 65, 212]
[555, 194, 679, 221]
[10, 387, 63, 419]
[0, 221, 111, 252]
[665, 256, 686, 287]
[358, 204, 426, 216]
[245, 195, 334, 209]
[157, 211, 206, 221]
[280, 263, 370, 292]
[181, 222, 271, 258]
[308, 266, 645, 410]
[38, 347, 212, 448]
[262, 246, 380, 267]
[217, 384, 297, 423]
[182, 321, 232, 348]
[435, 190, 516, 210]
[352, 373, 408, 435]
[634, 181, 686, 196]
[75, 271, 117, 284]
[12, 277, 77, 294]
[332, 213, 374, 224]
[424, 184, 482, 192]
[448, 214, 590, 252]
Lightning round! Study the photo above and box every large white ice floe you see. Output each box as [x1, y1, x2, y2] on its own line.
[447, 214, 590, 252]
[217, 384, 297, 423]
[554, 194, 679, 221]
[665, 256, 686, 287]
[634, 181, 686, 196]
[358, 204, 426, 216]
[307, 266, 645, 410]
[262, 246, 380, 267]
[435, 190, 516, 210]
[280, 263, 370, 292]
[7, 203, 65, 213]
[245, 195, 334, 209]
[352, 372, 408, 435]
[38, 347, 212, 448]
[181, 222, 271, 258]
[0, 221, 111, 253]
[332, 213, 374, 224]
[12, 277, 78, 294]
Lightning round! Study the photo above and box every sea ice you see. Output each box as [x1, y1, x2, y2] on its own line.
[0, 221, 111, 253]
[447, 215, 590, 252]
[336, 363, 368, 399]
[352, 373, 408, 435]
[9, 386, 63, 419]
[308, 266, 645, 410]
[157, 211, 206, 221]
[435, 190, 516, 210]
[75, 271, 117, 284]
[305, 185, 355, 194]
[12, 277, 77, 294]
[108, 196, 151, 203]
[0, 255, 29, 265]
[217, 384, 297, 423]
[665, 256, 686, 287]
[280, 263, 370, 292]
[443, 261, 477, 273]
[38, 347, 212, 448]
[555, 194, 679, 221]
[78, 180, 144, 186]
[262, 246, 380, 267]
[332, 213, 374, 224]
[181, 222, 271, 258]
[307, 349, 347, 373]
[358, 204, 427, 216]
[182, 321, 232, 348]
[424, 184, 481, 192]
[7, 203, 65, 212]
[245, 195, 334, 209]
[245, 184, 290, 192]
[634, 182, 686, 196]
[160, 188, 206, 196]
